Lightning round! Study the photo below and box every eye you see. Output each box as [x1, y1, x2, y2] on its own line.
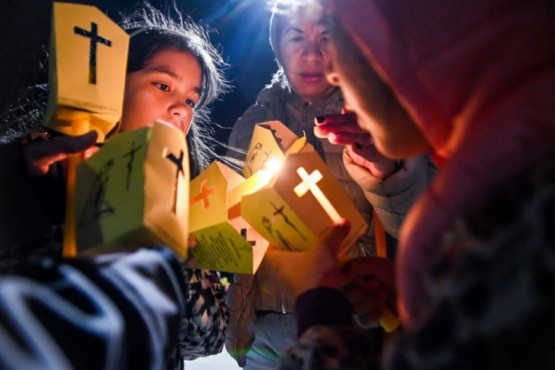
[154, 82, 171, 92]
[185, 98, 196, 109]
[288, 36, 304, 43]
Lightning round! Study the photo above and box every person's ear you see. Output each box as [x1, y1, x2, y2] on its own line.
[325, 60, 341, 86]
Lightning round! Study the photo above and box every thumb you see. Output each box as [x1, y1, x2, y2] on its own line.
[24, 131, 98, 176]
[264, 219, 351, 301]
[57, 131, 99, 154]
[313, 219, 351, 288]
[315, 218, 351, 264]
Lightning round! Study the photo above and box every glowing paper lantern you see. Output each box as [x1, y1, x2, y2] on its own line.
[45, 2, 129, 257]
[188, 161, 269, 274]
[242, 151, 368, 253]
[242, 120, 313, 178]
[237, 121, 368, 252]
[241, 121, 391, 330]
[74, 122, 189, 258]
[45, 2, 129, 141]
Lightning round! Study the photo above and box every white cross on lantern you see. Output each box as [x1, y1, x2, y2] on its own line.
[293, 167, 342, 224]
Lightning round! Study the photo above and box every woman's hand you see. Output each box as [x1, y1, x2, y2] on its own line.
[23, 131, 98, 177]
[314, 112, 399, 180]
[264, 219, 352, 301]
[340, 257, 396, 328]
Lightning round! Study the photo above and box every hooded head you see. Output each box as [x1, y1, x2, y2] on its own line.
[320, 0, 555, 325]
[324, 0, 555, 162]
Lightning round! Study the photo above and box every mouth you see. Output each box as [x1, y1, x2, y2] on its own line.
[299, 72, 324, 83]
[155, 118, 183, 132]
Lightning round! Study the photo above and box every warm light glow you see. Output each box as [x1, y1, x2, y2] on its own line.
[229, 167, 275, 207]
[293, 167, 342, 224]
[228, 158, 283, 209]
[270, 0, 323, 23]
[262, 158, 283, 176]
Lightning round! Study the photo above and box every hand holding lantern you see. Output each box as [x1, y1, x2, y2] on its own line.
[45, 3, 129, 256]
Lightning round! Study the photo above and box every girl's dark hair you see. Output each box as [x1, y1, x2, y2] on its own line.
[1, 2, 228, 177]
[120, 3, 229, 176]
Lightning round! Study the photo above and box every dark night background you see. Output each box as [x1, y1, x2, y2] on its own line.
[0, 0, 278, 150]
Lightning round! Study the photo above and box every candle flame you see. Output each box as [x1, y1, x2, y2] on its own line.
[262, 158, 283, 176]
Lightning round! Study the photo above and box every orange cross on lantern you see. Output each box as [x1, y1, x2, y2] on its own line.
[294, 167, 342, 223]
[190, 180, 215, 210]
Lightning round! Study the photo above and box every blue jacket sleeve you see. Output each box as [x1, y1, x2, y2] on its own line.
[0, 248, 187, 370]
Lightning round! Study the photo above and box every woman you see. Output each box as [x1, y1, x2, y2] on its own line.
[0, 4, 228, 369]
[224, 2, 435, 368]
[285, 0, 555, 368]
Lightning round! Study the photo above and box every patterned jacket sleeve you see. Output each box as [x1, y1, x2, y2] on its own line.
[177, 268, 229, 361]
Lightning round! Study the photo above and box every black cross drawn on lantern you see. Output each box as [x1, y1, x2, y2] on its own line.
[74, 22, 112, 84]
[165, 149, 185, 213]
[241, 228, 257, 247]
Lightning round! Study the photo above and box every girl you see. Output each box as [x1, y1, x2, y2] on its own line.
[0, 4, 229, 369]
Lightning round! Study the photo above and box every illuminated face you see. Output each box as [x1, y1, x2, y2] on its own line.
[121, 48, 202, 135]
[325, 40, 430, 159]
[279, 19, 335, 103]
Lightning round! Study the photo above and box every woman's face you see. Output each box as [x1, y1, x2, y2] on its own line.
[121, 47, 202, 135]
[279, 19, 335, 103]
[325, 34, 430, 159]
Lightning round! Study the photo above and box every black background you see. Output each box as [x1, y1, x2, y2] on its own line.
[0, 0, 277, 148]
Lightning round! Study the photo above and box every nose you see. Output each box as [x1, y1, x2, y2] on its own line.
[168, 102, 192, 133]
[302, 40, 324, 60]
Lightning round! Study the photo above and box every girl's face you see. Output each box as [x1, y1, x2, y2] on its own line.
[121, 47, 202, 135]
[279, 19, 335, 103]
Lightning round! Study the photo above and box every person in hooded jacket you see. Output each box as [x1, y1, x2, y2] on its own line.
[280, 0, 555, 369]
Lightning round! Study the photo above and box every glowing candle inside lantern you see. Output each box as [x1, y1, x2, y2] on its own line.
[228, 159, 282, 208]
[293, 167, 342, 224]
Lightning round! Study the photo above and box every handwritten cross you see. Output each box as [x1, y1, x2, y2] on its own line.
[165, 149, 185, 213]
[271, 202, 306, 240]
[123, 141, 142, 190]
[74, 22, 112, 84]
[241, 228, 256, 247]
